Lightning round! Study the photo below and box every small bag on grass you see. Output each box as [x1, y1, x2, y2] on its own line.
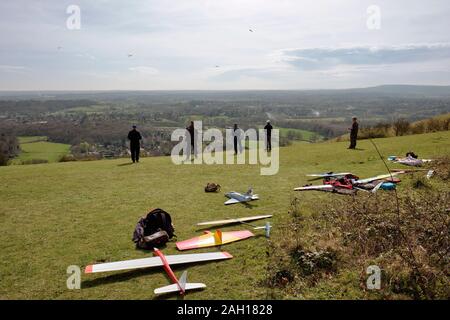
[205, 182, 221, 192]
[132, 208, 175, 249]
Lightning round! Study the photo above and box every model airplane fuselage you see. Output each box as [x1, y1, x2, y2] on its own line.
[224, 188, 259, 205]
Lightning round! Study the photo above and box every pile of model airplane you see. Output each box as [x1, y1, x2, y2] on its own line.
[294, 155, 435, 194]
[84, 153, 435, 296]
[84, 187, 271, 296]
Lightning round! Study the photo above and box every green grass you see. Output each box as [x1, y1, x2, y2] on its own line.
[278, 127, 322, 141]
[11, 136, 70, 164]
[0, 131, 449, 299]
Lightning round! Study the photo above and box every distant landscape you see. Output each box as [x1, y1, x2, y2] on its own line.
[1, 85, 449, 165]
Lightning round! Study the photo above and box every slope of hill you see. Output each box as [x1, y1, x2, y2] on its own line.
[0, 131, 449, 299]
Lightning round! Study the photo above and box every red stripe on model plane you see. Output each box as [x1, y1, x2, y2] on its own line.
[222, 252, 233, 259]
[85, 265, 93, 273]
[153, 248, 184, 294]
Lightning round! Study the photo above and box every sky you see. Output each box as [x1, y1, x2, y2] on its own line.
[1, 0, 450, 90]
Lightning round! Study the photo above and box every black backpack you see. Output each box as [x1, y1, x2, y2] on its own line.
[132, 208, 175, 249]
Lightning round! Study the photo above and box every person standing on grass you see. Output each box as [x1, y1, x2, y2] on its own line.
[128, 125, 142, 163]
[186, 121, 197, 159]
[233, 123, 243, 155]
[264, 120, 273, 152]
[348, 117, 359, 149]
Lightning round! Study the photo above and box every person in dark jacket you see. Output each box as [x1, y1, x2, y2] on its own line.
[264, 120, 273, 152]
[128, 125, 142, 163]
[233, 124, 243, 155]
[348, 117, 359, 149]
[186, 121, 196, 158]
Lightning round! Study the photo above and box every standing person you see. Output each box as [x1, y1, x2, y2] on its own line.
[348, 117, 359, 149]
[264, 120, 273, 152]
[128, 125, 142, 163]
[186, 121, 196, 159]
[233, 124, 242, 155]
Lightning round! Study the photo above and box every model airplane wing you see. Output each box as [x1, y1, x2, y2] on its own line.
[294, 185, 334, 191]
[197, 214, 272, 227]
[354, 172, 400, 184]
[224, 198, 241, 205]
[176, 230, 254, 251]
[306, 172, 352, 177]
[85, 251, 232, 274]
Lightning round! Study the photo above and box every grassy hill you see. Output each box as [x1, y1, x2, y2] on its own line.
[0, 131, 449, 299]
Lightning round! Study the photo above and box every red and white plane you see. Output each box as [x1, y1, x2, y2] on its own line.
[85, 248, 232, 295]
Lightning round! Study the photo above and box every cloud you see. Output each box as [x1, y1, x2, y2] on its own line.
[279, 43, 450, 70]
[128, 66, 159, 75]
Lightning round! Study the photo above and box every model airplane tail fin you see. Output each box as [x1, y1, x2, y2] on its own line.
[245, 187, 253, 196]
[179, 270, 187, 292]
[214, 230, 223, 245]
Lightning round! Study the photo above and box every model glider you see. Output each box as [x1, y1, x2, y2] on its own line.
[388, 155, 433, 167]
[84, 250, 232, 274]
[176, 230, 254, 251]
[197, 214, 272, 227]
[224, 187, 259, 205]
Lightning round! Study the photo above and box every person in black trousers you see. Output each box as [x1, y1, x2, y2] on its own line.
[186, 121, 197, 159]
[128, 125, 142, 163]
[348, 117, 359, 149]
[233, 124, 242, 155]
[264, 120, 273, 152]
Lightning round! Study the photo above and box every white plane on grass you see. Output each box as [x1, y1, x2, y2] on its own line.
[85, 249, 232, 295]
[197, 215, 273, 238]
[224, 187, 259, 205]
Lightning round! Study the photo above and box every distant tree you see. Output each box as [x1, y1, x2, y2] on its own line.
[0, 134, 19, 166]
[393, 118, 410, 136]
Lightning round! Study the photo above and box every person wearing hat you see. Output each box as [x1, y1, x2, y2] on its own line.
[348, 117, 359, 149]
[128, 125, 142, 163]
[264, 120, 273, 152]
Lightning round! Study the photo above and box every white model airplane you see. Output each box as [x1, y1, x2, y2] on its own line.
[353, 172, 401, 184]
[197, 214, 272, 227]
[224, 187, 259, 205]
[85, 249, 232, 295]
[197, 215, 273, 238]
